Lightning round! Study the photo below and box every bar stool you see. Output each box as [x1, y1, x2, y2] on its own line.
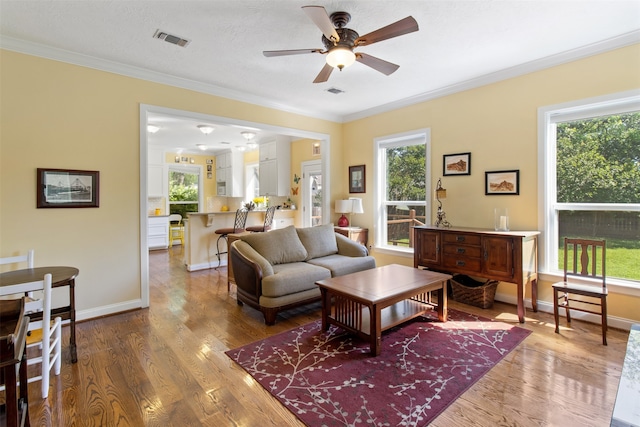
[246, 206, 276, 233]
[214, 208, 248, 268]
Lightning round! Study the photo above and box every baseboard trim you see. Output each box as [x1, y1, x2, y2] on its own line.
[494, 292, 634, 331]
[187, 261, 226, 271]
[76, 299, 143, 321]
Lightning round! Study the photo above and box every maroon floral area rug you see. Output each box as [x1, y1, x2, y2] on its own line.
[226, 309, 531, 427]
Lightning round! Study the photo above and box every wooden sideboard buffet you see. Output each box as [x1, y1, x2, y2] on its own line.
[413, 226, 539, 323]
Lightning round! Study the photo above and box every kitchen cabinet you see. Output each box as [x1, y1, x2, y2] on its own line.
[258, 136, 291, 196]
[148, 147, 166, 198]
[148, 215, 169, 250]
[272, 217, 294, 229]
[216, 151, 243, 197]
[413, 226, 539, 323]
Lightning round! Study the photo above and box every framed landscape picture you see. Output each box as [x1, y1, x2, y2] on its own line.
[37, 168, 100, 208]
[485, 170, 519, 195]
[349, 165, 366, 193]
[443, 152, 471, 176]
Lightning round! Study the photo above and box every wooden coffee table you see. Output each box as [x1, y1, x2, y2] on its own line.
[315, 264, 451, 356]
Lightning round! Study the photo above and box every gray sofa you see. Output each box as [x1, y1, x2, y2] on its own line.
[230, 223, 376, 324]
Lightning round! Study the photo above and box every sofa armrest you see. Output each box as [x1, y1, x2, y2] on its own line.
[230, 241, 274, 298]
[335, 233, 369, 257]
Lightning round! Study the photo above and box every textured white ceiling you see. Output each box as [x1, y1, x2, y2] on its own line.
[1, 0, 639, 153]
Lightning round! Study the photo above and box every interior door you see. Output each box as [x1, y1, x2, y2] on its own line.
[301, 160, 322, 227]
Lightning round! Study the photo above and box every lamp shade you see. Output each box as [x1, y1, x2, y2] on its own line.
[349, 197, 364, 214]
[335, 200, 351, 213]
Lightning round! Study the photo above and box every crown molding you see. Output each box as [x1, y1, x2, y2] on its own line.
[2, 30, 639, 124]
[342, 30, 640, 123]
[0, 35, 343, 123]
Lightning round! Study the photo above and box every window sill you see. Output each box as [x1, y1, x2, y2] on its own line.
[373, 246, 414, 258]
[539, 271, 640, 297]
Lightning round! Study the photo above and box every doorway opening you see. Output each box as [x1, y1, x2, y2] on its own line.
[140, 104, 331, 308]
[302, 160, 322, 227]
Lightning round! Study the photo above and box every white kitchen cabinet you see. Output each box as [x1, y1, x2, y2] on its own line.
[259, 140, 277, 161]
[258, 136, 291, 196]
[148, 216, 169, 250]
[216, 167, 226, 183]
[272, 217, 294, 229]
[216, 152, 229, 169]
[148, 147, 166, 198]
[259, 159, 277, 195]
[216, 150, 243, 197]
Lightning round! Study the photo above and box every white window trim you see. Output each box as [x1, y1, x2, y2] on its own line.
[537, 89, 640, 296]
[374, 128, 431, 256]
[168, 164, 204, 212]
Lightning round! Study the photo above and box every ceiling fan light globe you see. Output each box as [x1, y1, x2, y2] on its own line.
[326, 47, 356, 70]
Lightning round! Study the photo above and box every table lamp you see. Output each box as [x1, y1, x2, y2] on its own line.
[348, 197, 364, 228]
[434, 178, 451, 228]
[335, 200, 351, 227]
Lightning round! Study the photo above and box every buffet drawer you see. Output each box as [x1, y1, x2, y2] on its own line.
[443, 233, 481, 246]
[443, 245, 482, 258]
[442, 256, 482, 271]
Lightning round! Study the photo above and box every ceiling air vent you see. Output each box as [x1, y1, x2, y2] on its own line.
[326, 87, 345, 95]
[153, 29, 190, 47]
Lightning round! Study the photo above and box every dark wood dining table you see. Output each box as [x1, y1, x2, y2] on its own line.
[0, 266, 79, 363]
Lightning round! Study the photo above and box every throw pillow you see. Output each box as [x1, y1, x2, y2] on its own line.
[296, 223, 338, 260]
[241, 225, 308, 265]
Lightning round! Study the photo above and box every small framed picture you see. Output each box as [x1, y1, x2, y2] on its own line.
[312, 142, 321, 156]
[443, 152, 471, 176]
[207, 172, 212, 179]
[207, 165, 212, 171]
[181, 156, 188, 163]
[349, 165, 366, 193]
[206, 159, 213, 164]
[37, 168, 100, 208]
[485, 170, 520, 195]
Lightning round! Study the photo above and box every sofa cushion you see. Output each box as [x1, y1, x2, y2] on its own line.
[241, 225, 308, 265]
[307, 254, 376, 277]
[296, 223, 338, 260]
[261, 262, 331, 297]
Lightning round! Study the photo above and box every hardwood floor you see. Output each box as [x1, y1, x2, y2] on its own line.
[21, 246, 628, 426]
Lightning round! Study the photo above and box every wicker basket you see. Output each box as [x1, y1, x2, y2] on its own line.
[450, 275, 499, 309]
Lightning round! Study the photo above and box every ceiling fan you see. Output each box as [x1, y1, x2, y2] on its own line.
[263, 5, 419, 83]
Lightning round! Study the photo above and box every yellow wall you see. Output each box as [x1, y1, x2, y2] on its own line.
[343, 44, 640, 322]
[1, 44, 639, 323]
[0, 50, 341, 318]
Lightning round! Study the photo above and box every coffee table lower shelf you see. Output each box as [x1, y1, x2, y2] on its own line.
[327, 297, 437, 337]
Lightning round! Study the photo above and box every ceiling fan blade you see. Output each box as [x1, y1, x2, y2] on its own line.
[356, 53, 400, 76]
[313, 63, 334, 83]
[302, 5, 340, 43]
[263, 48, 323, 57]
[355, 16, 418, 46]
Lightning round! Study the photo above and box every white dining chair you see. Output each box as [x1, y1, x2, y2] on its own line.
[25, 273, 63, 399]
[0, 249, 34, 270]
[0, 249, 36, 307]
[0, 273, 62, 399]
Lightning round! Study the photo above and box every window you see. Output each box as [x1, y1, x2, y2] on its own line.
[375, 129, 430, 253]
[539, 91, 640, 286]
[168, 166, 201, 217]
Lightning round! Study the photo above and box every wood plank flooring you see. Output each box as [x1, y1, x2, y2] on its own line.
[18, 246, 629, 426]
